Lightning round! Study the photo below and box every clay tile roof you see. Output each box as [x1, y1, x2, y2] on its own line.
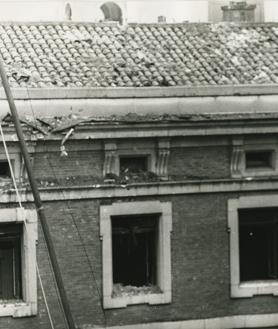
[0, 22, 278, 88]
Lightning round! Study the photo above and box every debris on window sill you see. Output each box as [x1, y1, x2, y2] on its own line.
[112, 283, 161, 298]
[104, 171, 160, 185]
[0, 299, 23, 305]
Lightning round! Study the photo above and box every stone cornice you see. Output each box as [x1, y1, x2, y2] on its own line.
[2, 178, 278, 203]
[3, 85, 278, 99]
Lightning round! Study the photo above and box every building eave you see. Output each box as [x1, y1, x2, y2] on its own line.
[4, 85, 278, 100]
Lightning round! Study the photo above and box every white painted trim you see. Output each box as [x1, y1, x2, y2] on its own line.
[3, 84, 278, 99]
[231, 138, 278, 178]
[228, 195, 278, 298]
[100, 201, 172, 309]
[0, 208, 37, 317]
[3, 95, 278, 122]
[103, 140, 157, 177]
[91, 312, 278, 329]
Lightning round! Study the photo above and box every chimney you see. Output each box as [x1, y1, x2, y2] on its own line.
[221, 1, 256, 22]
[158, 15, 166, 23]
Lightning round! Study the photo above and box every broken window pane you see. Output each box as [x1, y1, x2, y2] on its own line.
[239, 208, 278, 281]
[119, 156, 148, 174]
[112, 214, 158, 287]
[0, 224, 22, 299]
[245, 151, 273, 169]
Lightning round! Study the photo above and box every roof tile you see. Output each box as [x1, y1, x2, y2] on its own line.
[0, 22, 277, 88]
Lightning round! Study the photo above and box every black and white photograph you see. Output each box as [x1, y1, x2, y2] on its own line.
[0, 0, 276, 328]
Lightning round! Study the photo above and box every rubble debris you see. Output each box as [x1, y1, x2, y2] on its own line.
[104, 170, 160, 184]
[60, 128, 74, 157]
[112, 283, 161, 298]
[0, 22, 276, 88]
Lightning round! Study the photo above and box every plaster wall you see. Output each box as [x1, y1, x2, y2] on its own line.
[0, 0, 208, 22]
[208, 0, 264, 22]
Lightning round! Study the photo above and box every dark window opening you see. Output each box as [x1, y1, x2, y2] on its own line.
[112, 214, 158, 287]
[120, 156, 148, 174]
[0, 161, 11, 178]
[245, 151, 273, 169]
[0, 224, 22, 299]
[239, 208, 278, 281]
[65, 3, 72, 21]
[100, 2, 123, 23]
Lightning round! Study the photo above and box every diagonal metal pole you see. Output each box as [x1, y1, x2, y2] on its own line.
[0, 58, 76, 329]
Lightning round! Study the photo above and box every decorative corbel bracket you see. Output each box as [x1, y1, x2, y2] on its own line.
[231, 137, 244, 178]
[103, 141, 117, 178]
[156, 139, 170, 180]
[20, 141, 37, 181]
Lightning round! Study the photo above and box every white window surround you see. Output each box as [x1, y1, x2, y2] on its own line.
[103, 139, 170, 180]
[243, 145, 277, 175]
[100, 201, 172, 309]
[231, 137, 278, 178]
[0, 152, 20, 183]
[228, 195, 278, 298]
[0, 208, 37, 317]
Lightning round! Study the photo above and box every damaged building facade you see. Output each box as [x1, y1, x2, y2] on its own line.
[0, 20, 278, 329]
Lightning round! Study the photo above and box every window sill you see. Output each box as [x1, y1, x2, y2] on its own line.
[232, 280, 278, 298]
[104, 291, 171, 309]
[0, 301, 36, 318]
[244, 168, 276, 176]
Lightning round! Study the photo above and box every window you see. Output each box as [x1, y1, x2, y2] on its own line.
[231, 139, 278, 178]
[0, 208, 37, 317]
[65, 3, 72, 20]
[0, 150, 21, 183]
[112, 215, 157, 290]
[0, 224, 22, 300]
[103, 139, 170, 180]
[119, 156, 148, 174]
[0, 161, 11, 179]
[100, 2, 122, 23]
[239, 208, 278, 281]
[100, 201, 172, 309]
[228, 196, 278, 298]
[245, 151, 273, 170]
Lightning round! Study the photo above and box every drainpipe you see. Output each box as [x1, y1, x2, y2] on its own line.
[0, 59, 76, 329]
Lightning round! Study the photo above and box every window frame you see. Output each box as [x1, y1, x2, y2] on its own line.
[0, 153, 20, 184]
[119, 154, 150, 174]
[0, 224, 23, 300]
[0, 208, 37, 317]
[228, 195, 278, 298]
[231, 139, 278, 178]
[116, 150, 155, 176]
[100, 201, 172, 309]
[103, 139, 170, 180]
[243, 146, 276, 175]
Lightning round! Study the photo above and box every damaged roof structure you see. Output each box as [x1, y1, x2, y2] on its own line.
[0, 21, 278, 329]
[1, 22, 278, 88]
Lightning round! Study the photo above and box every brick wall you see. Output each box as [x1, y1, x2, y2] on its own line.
[33, 141, 103, 185]
[168, 145, 231, 180]
[0, 137, 277, 328]
[0, 203, 66, 329]
[33, 141, 232, 184]
[0, 192, 277, 328]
